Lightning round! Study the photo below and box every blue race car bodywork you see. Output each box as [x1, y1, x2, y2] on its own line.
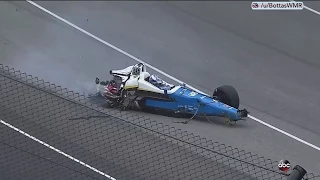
[96, 63, 248, 124]
[144, 86, 246, 122]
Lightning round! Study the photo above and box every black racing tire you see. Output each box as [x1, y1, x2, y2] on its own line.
[213, 85, 240, 109]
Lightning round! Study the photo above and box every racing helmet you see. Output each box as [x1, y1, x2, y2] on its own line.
[149, 74, 162, 86]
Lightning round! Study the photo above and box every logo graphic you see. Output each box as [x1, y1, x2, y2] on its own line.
[251, 2, 259, 9]
[188, 91, 198, 96]
[278, 159, 291, 172]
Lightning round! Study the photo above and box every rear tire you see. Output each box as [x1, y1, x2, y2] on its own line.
[213, 85, 240, 109]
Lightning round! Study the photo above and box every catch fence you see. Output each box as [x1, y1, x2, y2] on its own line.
[0, 64, 318, 180]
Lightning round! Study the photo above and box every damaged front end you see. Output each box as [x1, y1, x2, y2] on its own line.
[95, 77, 123, 106]
[237, 109, 249, 119]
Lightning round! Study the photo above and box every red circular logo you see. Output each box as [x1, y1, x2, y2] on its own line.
[278, 159, 291, 172]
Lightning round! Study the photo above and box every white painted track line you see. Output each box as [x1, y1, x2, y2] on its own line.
[26, 0, 320, 152]
[0, 119, 117, 180]
[290, 0, 320, 15]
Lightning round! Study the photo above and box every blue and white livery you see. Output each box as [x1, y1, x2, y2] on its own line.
[95, 63, 249, 125]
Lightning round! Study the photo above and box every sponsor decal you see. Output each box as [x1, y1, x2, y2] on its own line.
[223, 104, 233, 109]
[188, 91, 198, 96]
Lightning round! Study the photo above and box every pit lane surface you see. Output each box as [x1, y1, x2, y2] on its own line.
[0, 1, 320, 175]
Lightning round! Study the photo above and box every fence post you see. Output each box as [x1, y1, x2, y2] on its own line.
[287, 165, 307, 180]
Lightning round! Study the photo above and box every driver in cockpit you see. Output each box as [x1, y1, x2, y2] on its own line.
[148, 74, 174, 90]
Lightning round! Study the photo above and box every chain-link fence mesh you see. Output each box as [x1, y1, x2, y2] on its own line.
[0, 64, 318, 180]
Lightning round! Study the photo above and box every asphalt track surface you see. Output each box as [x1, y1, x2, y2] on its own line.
[0, 0, 320, 177]
[0, 66, 264, 180]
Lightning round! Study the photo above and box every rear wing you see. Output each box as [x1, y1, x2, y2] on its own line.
[110, 65, 134, 76]
[110, 63, 147, 77]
